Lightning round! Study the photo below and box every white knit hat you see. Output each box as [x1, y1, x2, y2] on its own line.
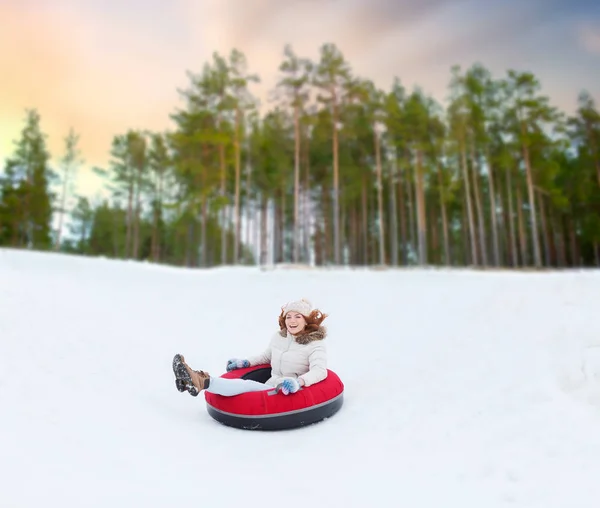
[282, 298, 313, 316]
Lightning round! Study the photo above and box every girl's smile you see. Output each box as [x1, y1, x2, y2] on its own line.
[285, 312, 306, 335]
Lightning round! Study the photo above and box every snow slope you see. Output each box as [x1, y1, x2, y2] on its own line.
[2, 248, 600, 508]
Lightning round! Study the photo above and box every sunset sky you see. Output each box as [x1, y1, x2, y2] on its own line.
[1, 0, 599, 200]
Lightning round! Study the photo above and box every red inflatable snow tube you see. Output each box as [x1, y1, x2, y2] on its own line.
[204, 364, 344, 430]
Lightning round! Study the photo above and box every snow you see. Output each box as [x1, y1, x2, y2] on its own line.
[2, 248, 600, 507]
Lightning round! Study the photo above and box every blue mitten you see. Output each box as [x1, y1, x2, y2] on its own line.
[226, 359, 250, 372]
[280, 377, 301, 395]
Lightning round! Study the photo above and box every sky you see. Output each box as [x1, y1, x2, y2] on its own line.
[1, 0, 599, 201]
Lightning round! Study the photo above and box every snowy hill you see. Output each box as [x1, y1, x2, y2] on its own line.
[2, 248, 600, 508]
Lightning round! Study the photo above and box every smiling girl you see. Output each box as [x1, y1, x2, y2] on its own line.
[173, 298, 328, 397]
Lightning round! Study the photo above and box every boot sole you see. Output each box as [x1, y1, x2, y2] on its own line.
[172, 354, 199, 397]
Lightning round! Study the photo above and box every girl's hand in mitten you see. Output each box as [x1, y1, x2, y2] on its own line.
[226, 359, 249, 371]
[279, 377, 300, 395]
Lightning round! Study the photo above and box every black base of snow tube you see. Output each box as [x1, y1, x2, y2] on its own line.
[204, 366, 344, 431]
[205, 394, 344, 431]
[240, 367, 272, 383]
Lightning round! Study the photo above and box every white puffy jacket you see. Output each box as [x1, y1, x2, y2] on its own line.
[246, 326, 328, 387]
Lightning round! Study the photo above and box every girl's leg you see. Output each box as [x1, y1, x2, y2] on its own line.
[206, 376, 272, 397]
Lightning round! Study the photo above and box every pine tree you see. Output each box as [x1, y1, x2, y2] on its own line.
[276, 44, 313, 263]
[0, 109, 55, 249]
[13, 42, 598, 269]
[55, 128, 83, 250]
[313, 43, 352, 265]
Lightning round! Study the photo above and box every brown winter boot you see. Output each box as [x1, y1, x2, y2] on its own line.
[172, 354, 211, 397]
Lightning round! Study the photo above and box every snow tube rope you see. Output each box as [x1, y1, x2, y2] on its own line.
[204, 364, 344, 430]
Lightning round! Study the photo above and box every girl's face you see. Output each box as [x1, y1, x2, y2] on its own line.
[285, 312, 307, 335]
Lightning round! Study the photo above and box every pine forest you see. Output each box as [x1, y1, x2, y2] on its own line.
[1, 43, 600, 269]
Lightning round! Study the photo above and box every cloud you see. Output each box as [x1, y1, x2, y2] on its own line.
[176, 0, 596, 104]
[579, 24, 600, 54]
[179, 0, 465, 59]
[0, 3, 83, 165]
[334, 0, 465, 42]
[176, 0, 476, 109]
[1, 0, 599, 200]
[0, 2, 193, 168]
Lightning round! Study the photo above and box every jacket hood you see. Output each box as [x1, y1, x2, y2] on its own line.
[278, 326, 327, 345]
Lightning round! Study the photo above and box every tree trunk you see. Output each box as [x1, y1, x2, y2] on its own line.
[568, 217, 579, 266]
[303, 132, 311, 264]
[233, 108, 242, 264]
[274, 197, 282, 264]
[125, 179, 133, 258]
[436, 164, 450, 265]
[54, 164, 70, 251]
[341, 190, 346, 265]
[219, 143, 227, 265]
[151, 204, 159, 262]
[151, 168, 164, 262]
[252, 192, 259, 264]
[460, 139, 478, 265]
[485, 149, 501, 266]
[470, 142, 487, 267]
[461, 194, 470, 265]
[353, 205, 360, 265]
[415, 148, 427, 265]
[112, 204, 120, 258]
[323, 184, 332, 264]
[245, 156, 252, 263]
[537, 190, 551, 267]
[429, 201, 439, 264]
[133, 171, 141, 260]
[362, 176, 368, 265]
[506, 165, 518, 267]
[201, 196, 208, 267]
[516, 183, 528, 266]
[521, 123, 542, 267]
[397, 166, 407, 265]
[369, 186, 377, 263]
[185, 221, 194, 267]
[553, 210, 566, 267]
[553, 212, 562, 267]
[374, 128, 385, 265]
[389, 158, 399, 266]
[293, 104, 301, 263]
[280, 182, 286, 262]
[406, 162, 416, 262]
[259, 194, 268, 265]
[332, 93, 340, 265]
